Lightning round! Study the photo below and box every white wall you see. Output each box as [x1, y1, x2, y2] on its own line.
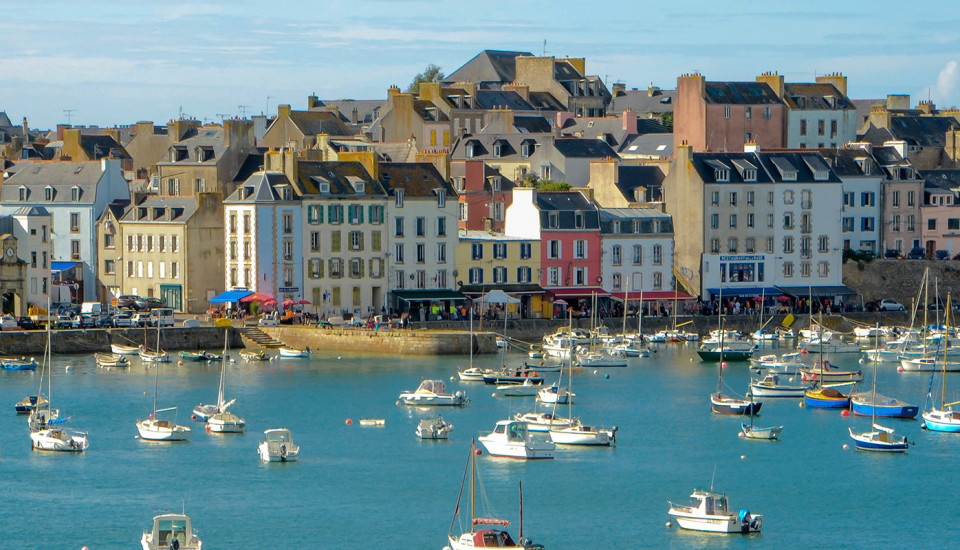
[504, 187, 541, 239]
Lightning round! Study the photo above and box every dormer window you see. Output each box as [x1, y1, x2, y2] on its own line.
[153, 207, 165, 219]
[19, 186, 27, 201]
[436, 188, 446, 208]
[243, 185, 254, 199]
[575, 212, 585, 229]
[548, 212, 559, 229]
[71, 186, 81, 201]
[319, 183, 330, 194]
[396, 189, 404, 208]
[171, 146, 188, 162]
[353, 181, 364, 194]
[705, 160, 730, 182]
[521, 140, 534, 158]
[493, 142, 502, 158]
[138, 207, 148, 220]
[44, 186, 54, 201]
[454, 178, 465, 192]
[772, 157, 798, 181]
[466, 143, 476, 158]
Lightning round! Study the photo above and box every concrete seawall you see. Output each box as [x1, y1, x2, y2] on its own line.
[261, 326, 499, 355]
[0, 327, 244, 356]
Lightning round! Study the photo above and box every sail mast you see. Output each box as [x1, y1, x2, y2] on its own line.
[519, 480, 524, 540]
[943, 294, 951, 408]
[153, 352, 160, 416]
[717, 286, 724, 394]
[621, 279, 629, 336]
[469, 308, 474, 368]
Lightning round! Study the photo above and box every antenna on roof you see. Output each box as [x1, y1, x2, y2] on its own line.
[63, 109, 75, 125]
[238, 105, 250, 118]
[215, 114, 230, 123]
[542, 39, 547, 56]
[266, 95, 273, 115]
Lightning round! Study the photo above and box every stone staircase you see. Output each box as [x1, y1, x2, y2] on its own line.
[240, 327, 284, 349]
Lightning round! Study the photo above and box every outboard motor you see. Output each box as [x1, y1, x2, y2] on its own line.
[738, 509, 752, 533]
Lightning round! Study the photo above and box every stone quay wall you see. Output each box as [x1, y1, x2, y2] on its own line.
[0, 327, 244, 356]
[261, 326, 498, 356]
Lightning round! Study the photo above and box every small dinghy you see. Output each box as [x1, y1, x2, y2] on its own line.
[416, 416, 452, 439]
[95, 352, 130, 368]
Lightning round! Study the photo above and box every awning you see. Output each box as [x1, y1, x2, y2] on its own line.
[209, 290, 253, 303]
[546, 287, 609, 298]
[775, 285, 859, 298]
[705, 287, 781, 298]
[51, 261, 82, 275]
[609, 291, 695, 302]
[459, 284, 545, 295]
[391, 289, 465, 302]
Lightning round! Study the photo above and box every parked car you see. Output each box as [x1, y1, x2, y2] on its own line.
[925, 299, 947, 311]
[117, 295, 141, 309]
[96, 316, 114, 328]
[132, 313, 151, 327]
[135, 297, 165, 311]
[936, 250, 950, 260]
[75, 314, 97, 328]
[884, 249, 902, 259]
[0, 315, 19, 330]
[878, 299, 906, 311]
[150, 308, 175, 327]
[55, 314, 79, 329]
[17, 316, 38, 330]
[908, 246, 926, 259]
[112, 313, 134, 328]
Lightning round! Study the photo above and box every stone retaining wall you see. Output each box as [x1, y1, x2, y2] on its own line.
[0, 327, 244, 356]
[260, 326, 498, 355]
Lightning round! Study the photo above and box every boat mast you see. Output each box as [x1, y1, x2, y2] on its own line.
[638, 286, 644, 336]
[470, 439, 476, 525]
[152, 351, 160, 417]
[923, 268, 929, 357]
[217, 329, 228, 408]
[942, 294, 951, 409]
[621, 278, 629, 337]
[870, 322, 879, 427]
[469, 308, 474, 369]
[717, 286, 724, 394]
[519, 480, 524, 540]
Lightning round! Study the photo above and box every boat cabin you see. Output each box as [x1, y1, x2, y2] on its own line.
[149, 513, 195, 550]
[416, 380, 447, 394]
[265, 428, 292, 443]
[691, 490, 728, 516]
[493, 420, 529, 442]
[472, 529, 517, 547]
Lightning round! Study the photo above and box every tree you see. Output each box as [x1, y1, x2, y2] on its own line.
[660, 112, 673, 131]
[519, 174, 571, 191]
[407, 64, 445, 94]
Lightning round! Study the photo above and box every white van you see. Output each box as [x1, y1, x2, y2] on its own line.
[80, 302, 103, 316]
[150, 308, 175, 327]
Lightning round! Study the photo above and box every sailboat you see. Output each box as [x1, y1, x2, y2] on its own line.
[537, 354, 574, 405]
[548, 352, 617, 446]
[739, 393, 782, 440]
[139, 322, 171, 363]
[850, 324, 919, 418]
[750, 289, 778, 341]
[709, 289, 762, 416]
[137, 356, 191, 441]
[458, 309, 491, 382]
[848, 324, 909, 452]
[205, 331, 246, 433]
[922, 293, 960, 433]
[28, 317, 60, 431]
[698, 288, 755, 361]
[445, 440, 545, 550]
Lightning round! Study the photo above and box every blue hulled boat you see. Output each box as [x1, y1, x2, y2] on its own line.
[2, 357, 38, 370]
[851, 392, 919, 418]
[848, 424, 909, 452]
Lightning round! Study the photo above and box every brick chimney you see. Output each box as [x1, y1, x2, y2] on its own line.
[886, 94, 910, 111]
[815, 72, 847, 96]
[621, 109, 638, 134]
[756, 72, 784, 98]
[307, 94, 321, 110]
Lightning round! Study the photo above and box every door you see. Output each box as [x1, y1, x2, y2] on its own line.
[160, 284, 182, 312]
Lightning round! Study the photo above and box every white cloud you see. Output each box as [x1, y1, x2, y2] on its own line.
[930, 60, 959, 106]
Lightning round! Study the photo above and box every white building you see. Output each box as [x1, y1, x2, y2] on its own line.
[0, 159, 129, 301]
[0, 207, 53, 310]
[820, 148, 884, 254]
[783, 77, 858, 149]
[599, 208, 675, 298]
[222, 171, 303, 304]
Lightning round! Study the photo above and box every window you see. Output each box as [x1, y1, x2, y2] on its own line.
[728, 238, 738, 253]
[104, 259, 114, 275]
[229, 268, 237, 287]
[18, 187, 26, 201]
[844, 217, 855, 232]
[127, 261, 135, 277]
[652, 245, 662, 265]
[310, 259, 323, 279]
[574, 267, 586, 286]
[745, 106, 752, 119]
[818, 236, 829, 253]
[70, 240, 80, 260]
[243, 240, 251, 260]
[800, 119, 807, 136]
[104, 233, 115, 248]
[166, 178, 179, 195]
[520, 243, 532, 259]
[283, 240, 294, 261]
[349, 231, 363, 251]
[711, 191, 719, 206]
[469, 267, 483, 284]
[801, 262, 811, 277]
[745, 238, 755, 253]
[395, 243, 405, 264]
[329, 205, 343, 225]
[830, 120, 837, 138]
[891, 191, 900, 207]
[311, 232, 321, 252]
[817, 120, 825, 136]
[437, 217, 446, 237]
[370, 204, 384, 224]
[243, 214, 250, 234]
[710, 239, 720, 253]
[70, 213, 80, 232]
[711, 213, 719, 229]
[493, 266, 507, 283]
[767, 237, 774, 253]
[471, 243, 483, 260]
[908, 191, 916, 206]
[818, 261, 829, 278]
[330, 258, 343, 278]
[574, 240, 586, 259]
[395, 189, 404, 208]
[612, 245, 622, 266]
[861, 218, 875, 231]
[147, 235, 154, 252]
[348, 204, 362, 225]
[747, 213, 754, 227]
[633, 244, 643, 265]
[929, 218, 937, 231]
[308, 206, 322, 225]
[729, 214, 737, 228]
[548, 240, 561, 259]
[747, 191, 754, 205]
[159, 236, 166, 252]
[395, 270, 405, 289]
[575, 212, 584, 229]
[653, 272, 663, 290]
[416, 269, 427, 289]
[784, 190, 794, 204]
[437, 190, 446, 208]
[437, 242, 447, 263]
[395, 217, 404, 237]
[860, 192, 875, 207]
[416, 217, 426, 237]
[949, 219, 960, 231]
[350, 258, 363, 278]
[783, 213, 793, 229]
[764, 106, 771, 119]
[493, 243, 507, 260]
[907, 215, 915, 232]
[230, 241, 237, 260]
[724, 106, 731, 119]
[784, 262, 794, 277]
[459, 202, 468, 222]
[612, 273, 622, 290]
[416, 243, 426, 263]
[548, 267, 560, 286]
[518, 266, 532, 283]
[767, 214, 774, 228]
[195, 178, 205, 193]
[548, 212, 559, 228]
[783, 236, 794, 254]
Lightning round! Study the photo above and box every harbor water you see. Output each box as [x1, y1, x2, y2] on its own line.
[1, 342, 958, 548]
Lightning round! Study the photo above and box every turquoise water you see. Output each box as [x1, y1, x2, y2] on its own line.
[0, 342, 957, 549]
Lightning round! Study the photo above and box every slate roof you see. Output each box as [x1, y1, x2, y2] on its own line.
[599, 207, 673, 234]
[608, 89, 676, 115]
[11, 206, 50, 216]
[614, 165, 666, 202]
[703, 82, 782, 105]
[224, 171, 297, 203]
[379, 162, 455, 198]
[286, 110, 351, 137]
[232, 152, 265, 184]
[316, 99, 384, 125]
[852, 99, 884, 126]
[164, 127, 226, 162]
[119, 196, 199, 223]
[919, 170, 960, 190]
[475, 90, 536, 111]
[0, 161, 106, 203]
[817, 148, 881, 177]
[527, 92, 565, 111]
[452, 134, 543, 162]
[552, 138, 618, 158]
[412, 100, 449, 122]
[690, 152, 841, 184]
[535, 190, 600, 229]
[619, 133, 673, 157]
[446, 50, 534, 87]
[781, 83, 854, 110]
[512, 116, 552, 133]
[292, 161, 385, 196]
[78, 134, 130, 160]
[0, 112, 12, 127]
[860, 117, 959, 148]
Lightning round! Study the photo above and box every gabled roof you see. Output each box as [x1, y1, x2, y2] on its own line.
[862, 117, 959, 148]
[446, 50, 534, 87]
[451, 133, 546, 162]
[78, 134, 130, 160]
[232, 152, 265, 183]
[609, 89, 676, 115]
[286, 110, 351, 137]
[527, 91, 565, 111]
[224, 171, 297, 203]
[119, 196, 199, 224]
[919, 170, 960, 190]
[163, 126, 226, 162]
[11, 206, 50, 216]
[782, 83, 854, 111]
[379, 162, 455, 197]
[817, 148, 881, 177]
[0, 161, 107, 203]
[619, 133, 673, 157]
[0, 112, 12, 127]
[412, 100, 449, 122]
[512, 116, 552, 133]
[474, 90, 536, 111]
[292, 161, 385, 196]
[535, 190, 600, 230]
[614, 165, 666, 201]
[315, 99, 384, 125]
[552, 138, 618, 158]
[703, 82, 782, 105]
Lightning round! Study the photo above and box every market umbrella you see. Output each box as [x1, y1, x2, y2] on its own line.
[240, 292, 274, 303]
[296, 299, 311, 305]
[282, 299, 296, 307]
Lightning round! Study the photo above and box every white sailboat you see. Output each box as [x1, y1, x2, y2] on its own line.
[137, 357, 191, 442]
[139, 323, 171, 363]
[458, 309, 493, 381]
[922, 293, 960, 433]
[548, 352, 617, 446]
[28, 317, 59, 431]
[848, 328, 909, 453]
[198, 330, 246, 433]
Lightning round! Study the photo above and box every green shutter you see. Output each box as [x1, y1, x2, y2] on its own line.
[318, 205, 324, 224]
[331, 231, 341, 252]
[359, 232, 365, 251]
[372, 231, 381, 252]
[359, 259, 365, 277]
[312, 287, 322, 305]
[358, 204, 365, 224]
[368, 205, 375, 225]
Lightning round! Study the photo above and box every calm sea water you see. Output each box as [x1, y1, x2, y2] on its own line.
[0, 341, 957, 549]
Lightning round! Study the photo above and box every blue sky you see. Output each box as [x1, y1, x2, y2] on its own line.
[2, 0, 959, 129]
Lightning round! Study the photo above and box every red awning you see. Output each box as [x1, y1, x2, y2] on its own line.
[608, 291, 695, 302]
[546, 287, 609, 298]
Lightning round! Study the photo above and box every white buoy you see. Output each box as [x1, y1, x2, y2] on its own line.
[338, 356, 342, 360]
[492, 392, 497, 397]
[449, 376, 456, 381]
[65, 365, 71, 371]
[740, 454, 746, 460]
[665, 521, 673, 528]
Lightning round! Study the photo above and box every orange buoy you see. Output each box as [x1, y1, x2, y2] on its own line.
[801, 348, 808, 355]
[345, 418, 353, 425]
[721, 362, 727, 369]
[841, 409, 850, 417]
[475, 448, 482, 456]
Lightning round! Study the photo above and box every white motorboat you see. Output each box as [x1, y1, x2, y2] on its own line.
[900, 357, 960, 372]
[457, 367, 489, 382]
[549, 424, 616, 446]
[496, 378, 542, 397]
[478, 419, 555, 459]
[399, 379, 469, 406]
[141, 511, 202, 550]
[192, 403, 219, 422]
[111, 343, 140, 355]
[95, 352, 130, 368]
[513, 411, 580, 432]
[749, 374, 809, 397]
[668, 489, 763, 533]
[541, 335, 575, 359]
[259, 428, 299, 462]
[416, 416, 453, 439]
[750, 330, 778, 341]
[139, 346, 171, 363]
[207, 408, 246, 433]
[239, 349, 270, 361]
[537, 382, 573, 404]
[607, 340, 650, 357]
[31, 428, 88, 452]
[574, 350, 628, 368]
[740, 423, 783, 440]
[854, 326, 887, 339]
[278, 346, 310, 358]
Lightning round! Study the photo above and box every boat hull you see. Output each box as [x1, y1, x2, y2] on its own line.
[668, 510, 762, 533]
[549, 427, 615, 446]
[477, 437, 555, 459]
[850, 398, 919, 419]
[111, 344, 139, 355]
[697, 349, 755, 362]
[710, 393, 761, 416]
[137, 420, 192, 441]
[804, 390, 850, 408]
[30, 429, 88, 452]
[259, 442, 299, 462]
[922, 410, 960, 432]
[749, 383, 807, 398]
[848, 428, 908, 452]
[278, 348, 309, 358]
[740, 424, 783, 440]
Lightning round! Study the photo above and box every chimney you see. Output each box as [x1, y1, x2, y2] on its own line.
[556, 111, 575, 130]
[612, 83, 626, 97]
[307, 95, 321, 109]
[21, 117, 28, 140]
[483, 108, 515, 134]
[755, 72, 784, 98]
[676, 141, 693, 168]
[278, 104, 292, 120]
[917, 100, 936, 114]
[647, 85, 661, 97]
[815, 72, 847, 96]
[621, 109, 638, 134]
[884, 140, 908, 159]
[387, 85, 402, 98]
[744, 141, 760, 153]
[503, 81, 530, 101]
[886, 94, 910, 111]
[56, 124, 70, 141]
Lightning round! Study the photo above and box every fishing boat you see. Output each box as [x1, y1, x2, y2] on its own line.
[608, 340, 650, 357]
[14, 395, 47, 414]
[481, 369, 544, 386]
[804, 383, 852, 408]
[478, 419, 555, 459]
[668, 489, 763, 534]
[178, 350, 221, 362]
[740, 395, 782, 440]
[496, 378, 542, 397]
[399, 379, 469, 406]
[95, 352, 129, 368]
[922, 294, 960, 433]
[445, 441, 546, 550]
[258, 428, 299, 462]
[137, 356, 191, 442]
[697, 342, 756, 362]
[278, 346, 310, 358]
[111, 343, 140, 355]
[1, 357, 38, 370]
[416, 416, 453, 439]
[749, 374, 809, 398]
[239, 349, 269, 361]
[513, 411, 579, 432]
[139, 346, 171, 363]
[574, 349, 628, 368]
[141, 511, 202, 550]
